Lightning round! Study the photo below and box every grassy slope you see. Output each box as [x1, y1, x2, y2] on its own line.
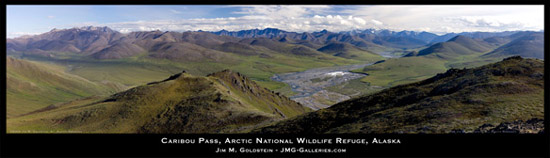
[353, 51, 506, 88]
[6, 57, 125, 118]
[353, 35, 506, 88]
[352, 56, 448, 87]
[324, 78, 385, 97]
[7, 70, 311, 133]
[256, 57, 544, 133]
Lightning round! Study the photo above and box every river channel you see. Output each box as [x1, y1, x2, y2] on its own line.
[271, 63, 374, 110]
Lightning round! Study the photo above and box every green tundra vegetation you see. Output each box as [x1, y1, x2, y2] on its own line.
[7, 69, 310, 133]
[6, 57, 126, 118]
[255, 56, 544, 133]
[353, 33, 543, 89]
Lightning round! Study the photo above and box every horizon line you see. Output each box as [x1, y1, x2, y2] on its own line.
[7, 25, 545, 39]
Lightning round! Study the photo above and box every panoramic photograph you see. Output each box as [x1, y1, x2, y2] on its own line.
[6, 5, 544, 134]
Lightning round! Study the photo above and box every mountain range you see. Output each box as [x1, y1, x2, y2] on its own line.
[211, 28, 524, 49]
[7, 26, 382, 62]
[9, 26, 539, 61]
[414, 32, 544, 60]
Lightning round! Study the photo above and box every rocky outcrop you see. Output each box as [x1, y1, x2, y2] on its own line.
[473, 118, 544, 134]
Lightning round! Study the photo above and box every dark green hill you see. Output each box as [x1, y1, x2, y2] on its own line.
[482, 32, 544, 59]
[483, 36, 513, 47]
[7, 70, 311, 133]
[417, 35, 494, 59]
[256, 56, 544, 134]
[445, 35, 494, 52]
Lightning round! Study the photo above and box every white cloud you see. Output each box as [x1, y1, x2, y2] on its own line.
[7, 32, 41, 38]
[9, 5, 544, 38]
[231, 5, 331, 19]
[100, 5, 377, 33]
[341, 5, 543, 33]
[102, 14, 377, 33]
[169, 9, 182, 14]
[371, 19, 383, 25]
[47, 15, 55, 19]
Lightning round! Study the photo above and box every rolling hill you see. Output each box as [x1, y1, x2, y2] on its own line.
[6, 57, 126, 118]
[256, 56, 544, 134]
[354, 31, 543, 88]
[417, 35, 495, 60]
[482, 32, 544, 59]
[7, 70, 311, 133]
[353, 56, 448, 87]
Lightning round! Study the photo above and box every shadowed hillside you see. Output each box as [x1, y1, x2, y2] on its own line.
[417, 35, 494, 60]
[482, 32, 544, 59]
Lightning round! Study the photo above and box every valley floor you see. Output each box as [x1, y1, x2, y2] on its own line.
[271, 62, 381, 109]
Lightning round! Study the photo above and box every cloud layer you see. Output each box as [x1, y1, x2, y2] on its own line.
[8, 5, 544, 38]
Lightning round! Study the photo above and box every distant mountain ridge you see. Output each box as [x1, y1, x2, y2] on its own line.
[212, 28, 528, 48]
[8, 26, 540, 61]
[7, 26, 125, 56]
[7, 26, 385, 63]
[411, 31, 544, 60]
[416, 35, 495, 59]
[482, 32, 544, 59]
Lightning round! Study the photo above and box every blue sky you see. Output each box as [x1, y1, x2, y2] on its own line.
[7, 5, 544, 38]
